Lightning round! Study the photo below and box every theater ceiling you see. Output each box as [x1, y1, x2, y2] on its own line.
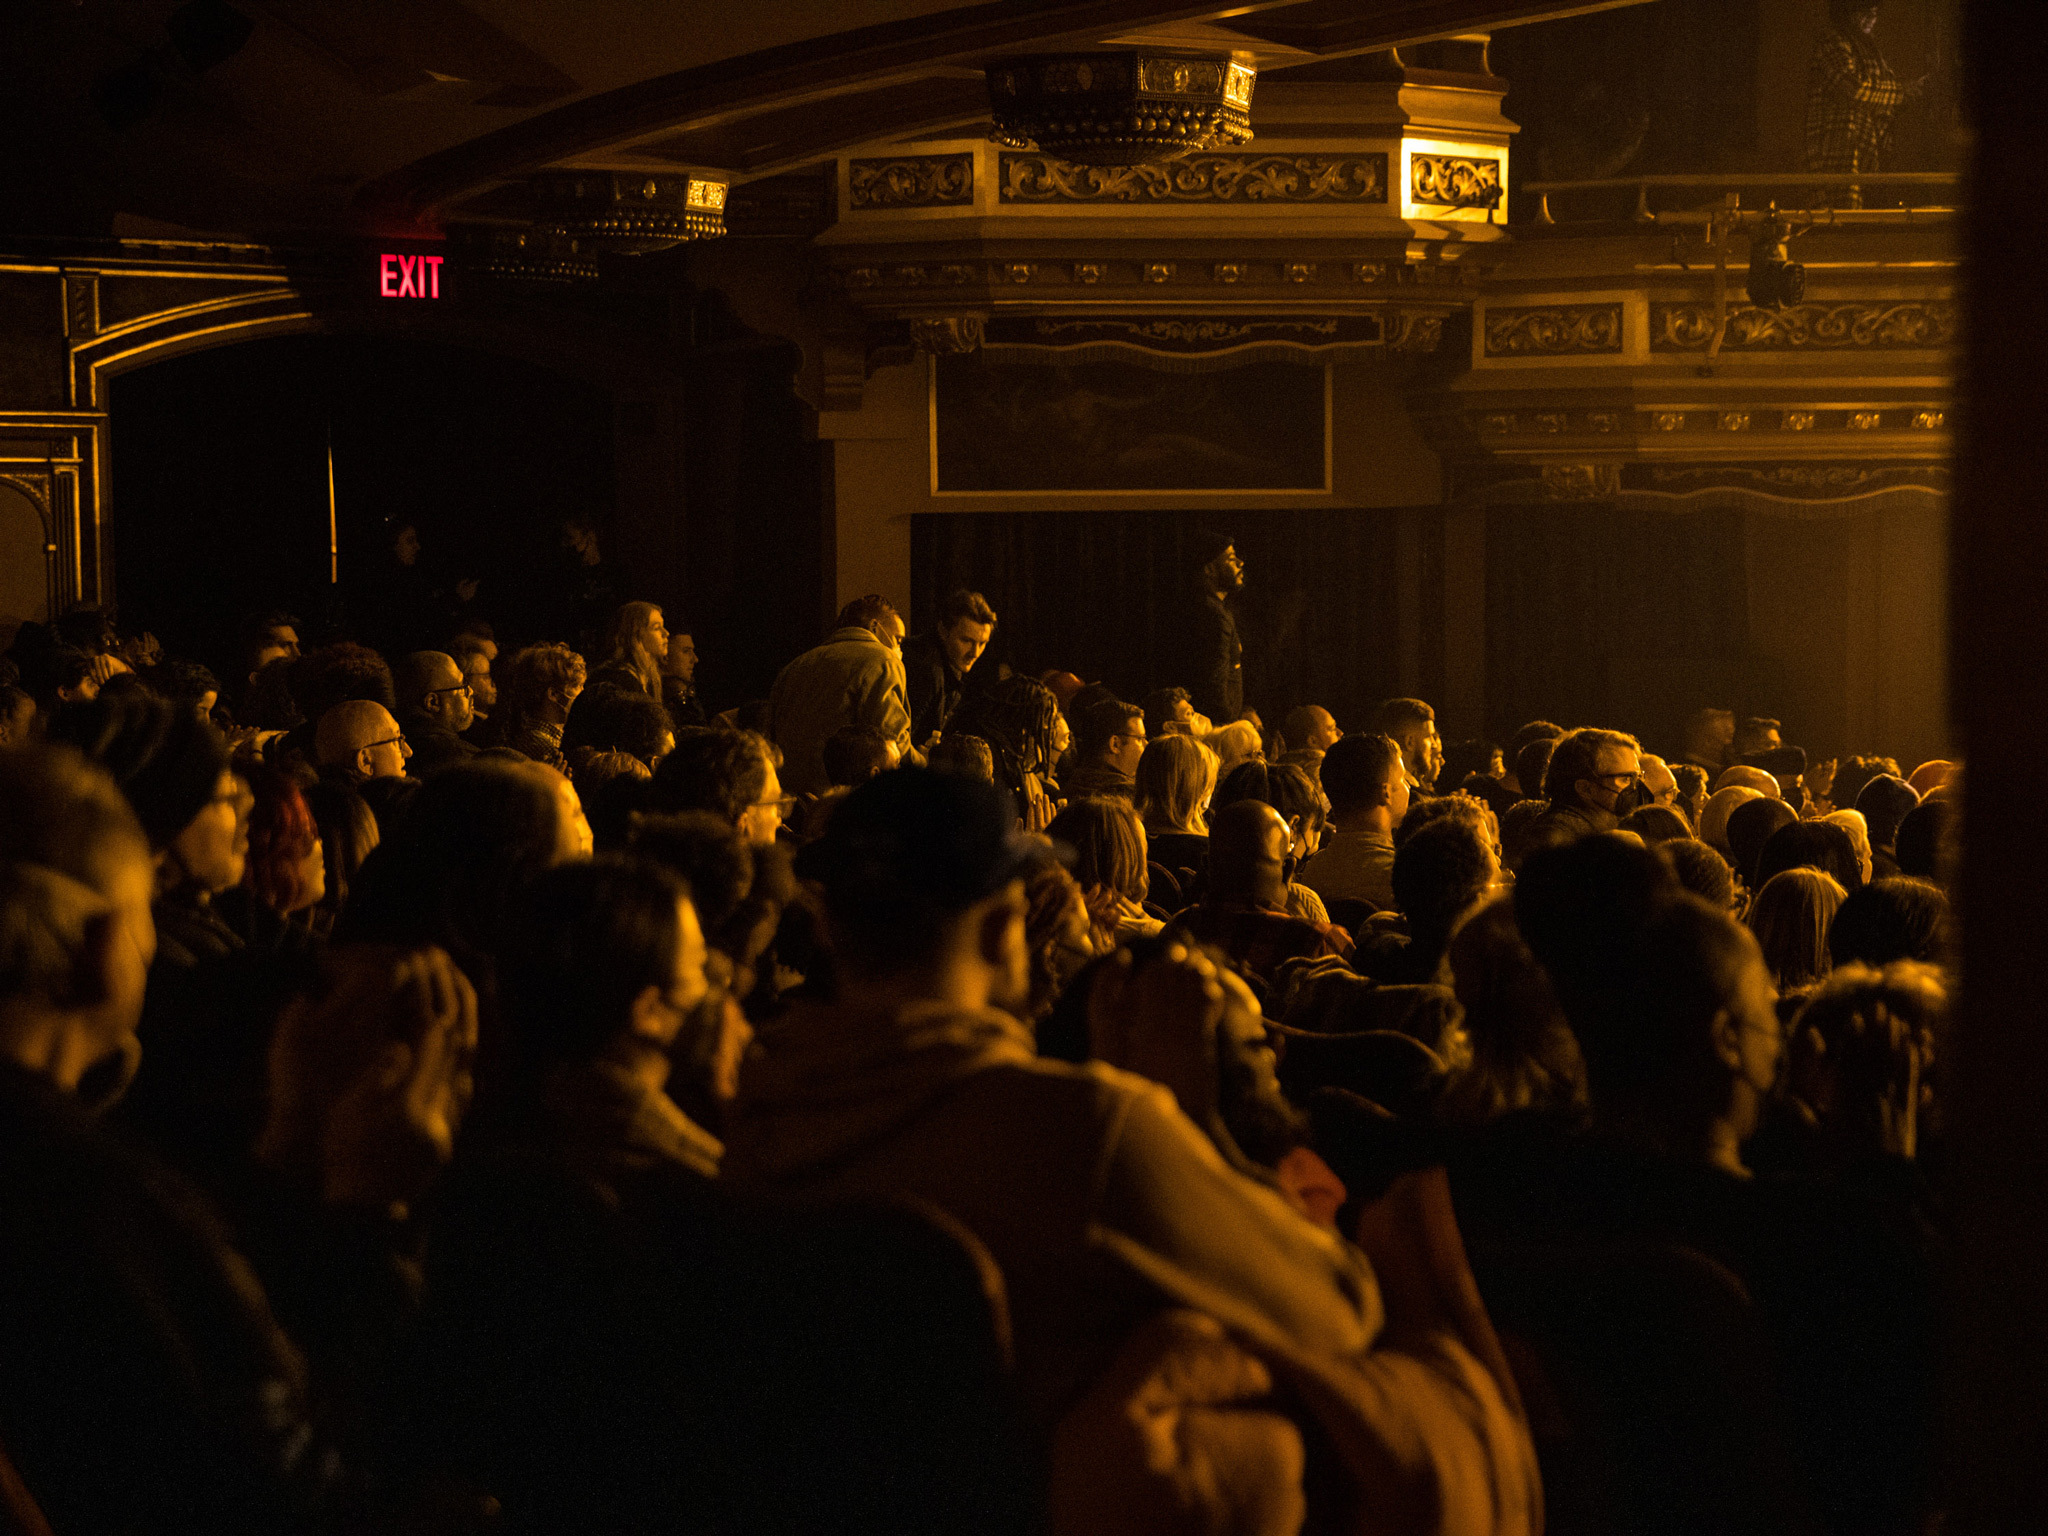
[0, 0, 1651, 237]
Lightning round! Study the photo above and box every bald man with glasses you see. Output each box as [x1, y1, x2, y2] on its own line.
[315, 700, 412, 781]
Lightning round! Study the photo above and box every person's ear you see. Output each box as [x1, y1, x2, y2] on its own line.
[975, 881, 1028, 967]
[627, 983, 678, 1047]
[354, 745, 376, 779]
[1708, 1007, 1745, 1075]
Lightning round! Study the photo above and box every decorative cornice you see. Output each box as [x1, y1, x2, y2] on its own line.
[849, 154, 973, 210]
[831, 257, 1474, 294]
[1650, 301, 1955, 352]
[999, 152, 1386, 205]
[1460, 405, 1948, 438]
[1483, 304, 1622, 357]
[1411, 154, 1501, 210]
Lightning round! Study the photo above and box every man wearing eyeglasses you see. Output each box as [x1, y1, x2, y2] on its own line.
[1530, 727, 1648, 845]
[314, 700, 413, 782]
[395, 650, 480, 776]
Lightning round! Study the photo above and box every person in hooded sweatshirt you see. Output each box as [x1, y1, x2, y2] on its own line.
[722, 768, 1541, 1534]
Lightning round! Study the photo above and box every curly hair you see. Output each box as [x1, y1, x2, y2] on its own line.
[650, 729, 775, 828]
[499, 643, 586, 733]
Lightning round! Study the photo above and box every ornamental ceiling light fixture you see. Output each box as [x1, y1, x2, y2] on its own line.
[460, 225, 599, 283]
[985, 51, 1256, 166]
[533, 170, 731, 253]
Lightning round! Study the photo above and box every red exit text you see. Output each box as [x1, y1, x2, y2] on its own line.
[379, 253, 444, 298]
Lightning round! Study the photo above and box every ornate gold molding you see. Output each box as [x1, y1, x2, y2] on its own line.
[1000, 152, 1386, 204]
[1411, 154, 1501, 209]
[849, 154, 973, 210]
[1386, 310, 1448, 354]
[1542, 464, 1622, 500]
[1483, 304, 1622, 357]
[1031, 317, 1342, 346]
[909, 316, 986, 354]
[1647, 463, 1949, 497]
[1650, 301, 1955, 351]
[1453, 404, 1942, 439]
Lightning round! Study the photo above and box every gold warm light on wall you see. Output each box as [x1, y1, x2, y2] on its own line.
[535, 171, 730, 252]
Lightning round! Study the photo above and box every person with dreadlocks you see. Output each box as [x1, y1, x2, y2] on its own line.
[944, 673, 1067, 833]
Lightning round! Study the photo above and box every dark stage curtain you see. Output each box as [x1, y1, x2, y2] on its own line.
[1484, 500, 1751, 754]
[911, 506, 1406, 731]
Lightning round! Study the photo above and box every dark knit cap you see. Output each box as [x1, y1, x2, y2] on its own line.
[46, 691, 229, 849]
[1189, 530, 1238, 570]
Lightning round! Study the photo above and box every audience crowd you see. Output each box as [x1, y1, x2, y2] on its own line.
[0, 574, 1960, 1535]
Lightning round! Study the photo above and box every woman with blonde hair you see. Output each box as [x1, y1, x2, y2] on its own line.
[1201, 718, 1263, 778]
[1748, 866, 1848, 995]
[1136, 733, 1218, 877]
[589, 601, 669, 700]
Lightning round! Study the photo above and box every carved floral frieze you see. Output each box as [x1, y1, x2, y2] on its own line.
[1651, 302, 1955, 351]
[1030, 317, 1343, 347]
[1000, 152, 1387, 204]
[1483, 304, 1623, 357]
[849, 154, 974, 209]
[908, 316, 986, 354]
[1386, 311, 1447, 353]
[1542, 464, 1622, 500]
[1410, 155, 1502, 209]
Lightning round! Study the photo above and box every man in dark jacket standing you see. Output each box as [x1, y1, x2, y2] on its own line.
[1174, 534, 1245, 724]
[902, 589, 997, 747]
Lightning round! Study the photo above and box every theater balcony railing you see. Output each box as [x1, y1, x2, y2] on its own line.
[1523, 171, 1962, 228]
[1415, 170, 1959, 510]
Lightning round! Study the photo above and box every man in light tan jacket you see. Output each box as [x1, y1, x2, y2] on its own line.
[724, 770, 1540, 1535]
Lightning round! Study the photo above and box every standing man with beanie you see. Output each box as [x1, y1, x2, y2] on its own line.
[1171, 533, 1246, 725]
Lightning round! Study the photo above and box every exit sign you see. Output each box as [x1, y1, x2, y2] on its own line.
[379, 251, 444, 298]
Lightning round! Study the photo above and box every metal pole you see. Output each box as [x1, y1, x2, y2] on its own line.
[325, 421, 338, 585]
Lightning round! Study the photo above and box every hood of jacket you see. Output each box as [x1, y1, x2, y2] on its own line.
[723, 998, 1035, 1183]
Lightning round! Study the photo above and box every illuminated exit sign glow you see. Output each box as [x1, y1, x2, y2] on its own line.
[379, 252, 444, 298]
